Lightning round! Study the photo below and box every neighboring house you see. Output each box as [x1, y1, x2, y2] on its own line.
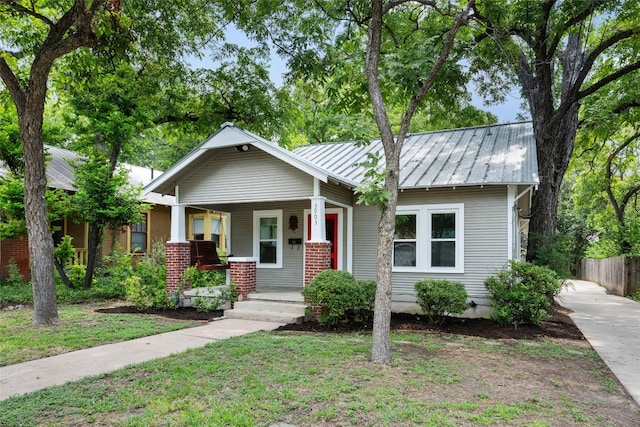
[0, 145, 229, 280]
[145, 121, 538, 316]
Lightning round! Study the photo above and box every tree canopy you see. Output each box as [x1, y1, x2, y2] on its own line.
[470, 0, 640, 262]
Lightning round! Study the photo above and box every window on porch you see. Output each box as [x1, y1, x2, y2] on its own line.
[253, 210, 283, 268]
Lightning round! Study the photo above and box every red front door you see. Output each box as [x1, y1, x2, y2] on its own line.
[307, 213, 338, 269]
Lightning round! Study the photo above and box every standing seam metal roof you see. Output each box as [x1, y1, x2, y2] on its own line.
[293, 122, 538, 188]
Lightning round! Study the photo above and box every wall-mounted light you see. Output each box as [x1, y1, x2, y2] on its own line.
[235, 144, 250, 152]
[288, 215, 298, 231]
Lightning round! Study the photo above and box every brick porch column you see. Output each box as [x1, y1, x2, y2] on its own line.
[304, 241, 332, 285]
[165, 241, 191, 294]
[229, 257, 257, 301]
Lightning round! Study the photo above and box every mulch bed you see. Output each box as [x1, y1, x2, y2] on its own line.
[97, 303, 585, 341]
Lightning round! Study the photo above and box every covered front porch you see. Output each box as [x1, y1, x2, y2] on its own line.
[142, 122, 358, 313]
[164, 195, 349, 302]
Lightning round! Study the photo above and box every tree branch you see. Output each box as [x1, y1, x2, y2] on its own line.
[613, 100, 640, 114]
[578, 60, 640, 100]
[0, 57, 25, 112]
[605, 130, 640, 224]
[382, 0, 437, 15]
[566, 28, 638, 102]
[547, 0, 607, 56]
[0, 0, 55, 26]
[400, 1, 474, 142]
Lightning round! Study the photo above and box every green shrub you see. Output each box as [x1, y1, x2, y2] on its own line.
[54, 236, 75, 268]
[125, 247, 169, 310]
[1, 259, 25, 286]
[92, 244, 133, 298]
[414, 279, 469, 324]
[192, 285, 236, 312]
[0, 281, 32, 306]
[181, 266, 226, 289]
[68, 264, 86, 289]
[485, 260, 565, 327]
[302, 270, 375, 326]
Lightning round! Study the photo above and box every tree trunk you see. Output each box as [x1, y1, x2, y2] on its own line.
[519, 32, 581, 263]
[20, 97, 59, 325]
[371, 169, 400, 363]
[83, 223, 104, 289]
[526, 107, 579, 262]
[53, 258, 74, 289]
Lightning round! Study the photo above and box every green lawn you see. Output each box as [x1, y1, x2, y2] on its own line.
[0, 302, 203, 366]
[1, 330, 637, 426]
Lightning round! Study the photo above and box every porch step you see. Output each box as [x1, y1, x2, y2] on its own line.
[224, 309, 305, 324]
[246, 289, 304, 303]
[223, 296, 308, 325]
[232, 300, 307, 315]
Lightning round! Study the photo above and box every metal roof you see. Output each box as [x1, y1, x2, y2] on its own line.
[293, 122, 539, 188]
[0, 145, 174, 206]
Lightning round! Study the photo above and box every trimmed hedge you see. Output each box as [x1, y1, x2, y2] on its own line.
[485, 260, 564, 326]
[302, 270, 375, 326]
[414, 279, 468, 324]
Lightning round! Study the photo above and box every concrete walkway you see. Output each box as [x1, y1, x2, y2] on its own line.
[0, 318, 283, 401]
[556, 280, 640, 406]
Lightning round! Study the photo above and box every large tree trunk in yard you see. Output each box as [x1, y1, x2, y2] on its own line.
[526, 105, 579, 262]
[20, 101, 59, 325]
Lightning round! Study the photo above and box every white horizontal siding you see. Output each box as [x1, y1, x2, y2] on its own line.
[180, 148, 314, 204]
[230, 201, 309, 288]
[352, 186, 508, 302]
[321, 181, 354, 207]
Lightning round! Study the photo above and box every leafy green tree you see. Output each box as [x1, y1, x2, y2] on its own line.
[284, 77, 496, 147]
[471, 0, 640, 263]
[0, 0, 130, 324]
[257, 0, 477, 363]
[363, 0, 474, 364]
[572, 72, 640, 257]
[0, 0, 255, 324]
[71, 150, 147, 288]
[56, 55, 156, 289]
[138, 47, 292, 168]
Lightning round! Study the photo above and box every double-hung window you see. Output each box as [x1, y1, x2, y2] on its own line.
[253, 210, 283, 268]
[393, 204, 464, 272]
[130, 213, 148, 253]
[394, 213, 417, 267]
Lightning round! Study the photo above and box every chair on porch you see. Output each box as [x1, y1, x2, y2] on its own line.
[189, 240, 231, 271]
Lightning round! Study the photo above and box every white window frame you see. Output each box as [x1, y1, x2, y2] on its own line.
[392, 210, 419, 269]
[393, 204, 464, 273]
[253, 209, 283, 268]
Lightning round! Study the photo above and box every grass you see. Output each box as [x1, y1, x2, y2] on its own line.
[0, 302, 203, 366]
[1, 330, 635, 426]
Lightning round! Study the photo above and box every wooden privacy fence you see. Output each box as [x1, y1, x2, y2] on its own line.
[580, 256, 640, 296]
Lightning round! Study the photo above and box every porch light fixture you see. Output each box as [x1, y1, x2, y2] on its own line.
[235, 144, 250, 152]
[288, 215, 298, 231]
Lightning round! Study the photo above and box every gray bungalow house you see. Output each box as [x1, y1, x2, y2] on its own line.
[144, 121, 538, 318]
